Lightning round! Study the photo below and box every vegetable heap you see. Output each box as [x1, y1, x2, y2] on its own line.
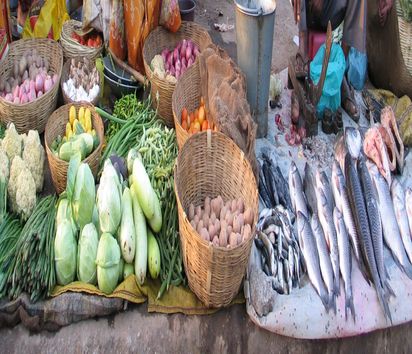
[181, 97, 216, 134]
[151, 39, 200, 82]
[188, 197, 254, 248]
[0, 48, 58, 103]
[51, 105, 99, 162]
[134, 125, 186, 297]
[0, 123, 45, 221]
[0, 195, 57, 302]
[62, 58, 100, 103]
[71, 31, 102, 48]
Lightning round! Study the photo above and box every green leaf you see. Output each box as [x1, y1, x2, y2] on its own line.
[66, 153, 81, 202]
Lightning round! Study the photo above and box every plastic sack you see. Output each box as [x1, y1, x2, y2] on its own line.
[347, 47, 367, 90]
[83, 0, 111, 43]
[109, 0, 126, 60]
[310, 43, 346, 115]
[22, 0, 69, 40]
[160, 0, 181, 33]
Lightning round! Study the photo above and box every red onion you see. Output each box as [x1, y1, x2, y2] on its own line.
[52, 74, 59, 85]
[13, 85, 19, 100]
[180, 39, 187, 58]
[161, 48, 169, 63]
[185, 45, 192, 62]
[37, 90, 43, 98]
[35, 74, 44, 92]
[44, 77, 53, 92]
[21, 93, 28, 104]
[187, 57, 194, 67]
[13, 97, 20, 104]
[173, 48, 179, 63]
[193, 45, 200, 58]
[5, 93, 13, 101]
[29, 89, 36, 102]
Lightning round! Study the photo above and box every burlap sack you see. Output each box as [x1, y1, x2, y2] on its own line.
[199, 44, 258, 178]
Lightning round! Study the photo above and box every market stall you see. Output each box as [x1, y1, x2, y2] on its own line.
[1, 0, 412, 343]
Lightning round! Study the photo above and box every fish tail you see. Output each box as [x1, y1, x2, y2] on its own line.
[376, 283, 393, 324]
[347, 294, 356, 322]
[319, 286, 330, 312]
[402, 262, 412, 281]
[334, 276, 340, 298]
[357, 256, 372, 285]
[384, 279, 395, 298]
[328, 292, 336, 315]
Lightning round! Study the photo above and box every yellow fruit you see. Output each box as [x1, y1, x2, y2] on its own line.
[78, 107, 85, 127]
[85, 108, 92, 132]
[69, 106, 76, 125]
[65, 122, 72, 139]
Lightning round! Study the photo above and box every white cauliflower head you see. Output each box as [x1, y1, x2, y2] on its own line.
[15, 168, 36, 221]
[8, 155, 26, 212]
[1, 123, 23, 161]
[23, 130, 45, 192]
[0, 146, 9, 182]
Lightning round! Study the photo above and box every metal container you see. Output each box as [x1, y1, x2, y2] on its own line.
[235, 0, 276, 138]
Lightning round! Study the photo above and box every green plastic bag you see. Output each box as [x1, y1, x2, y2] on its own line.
[310, 43, 346, 115]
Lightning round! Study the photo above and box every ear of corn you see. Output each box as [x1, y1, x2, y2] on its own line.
[69, 106, 76, 125]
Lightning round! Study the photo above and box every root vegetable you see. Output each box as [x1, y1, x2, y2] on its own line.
[193, 214, 200, 225]
[187, 57, 194, 67]
[219, 227, 228, 247]
[190, 220, 196, 229]
[220, 206, 227, 221]
[4, 93, 13, 101]
[229, 232, 237, 248]
[200, 228, 210, 242]
[237, 233, 242, 245]
[210, 212, 216, 224]
[225, 212, 234, 227]
[35, 74, 44, 92]
[215, 219, 221, 234]
[212, 236, 219, 246]
[197, 220, 204, 234]
[189, 203, 195, 220]
[237, 198, 244, 213]
[37, 90, 43, 98]
[20, 93, 28, 104]
[28, 89, 36, 102]
[233, 214, 241, 233]
[13, 97, 20, 104]
[244, 208, 253, 225]
[195, 205, 202, 217]
[208, 224, 216, 239]
[44, 77, 53, 92]
[242, 224, 252, 242]
[231, 199, 237, 213]
[19, 57, 27, 76]
[227, 225, 233, 235]
[202, 213, 209, 227]
[173, 48, 179, 63]
[12, 85, 19, 98]
[5, 81, 11, 94]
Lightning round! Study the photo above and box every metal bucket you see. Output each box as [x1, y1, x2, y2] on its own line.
[235, 0, 276, 138]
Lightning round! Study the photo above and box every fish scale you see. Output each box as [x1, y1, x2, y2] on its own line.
[345, 154, 392, 322]
[289, 162, 308, 218]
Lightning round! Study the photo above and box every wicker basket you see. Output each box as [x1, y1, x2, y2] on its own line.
[397, 5, 412, 75]
[45, 102, 104, 194]
[174, 131, 258, 307]
[172, 61, 200, 149]
[0, 38, 63, 133]
[143, 21, 212, 127]
[60, 20, 103, 62]
[60, 57, 101, 105]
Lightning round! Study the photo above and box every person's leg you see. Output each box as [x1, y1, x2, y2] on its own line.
[295, 0, 309, 77]
[342, 0, 367, 54]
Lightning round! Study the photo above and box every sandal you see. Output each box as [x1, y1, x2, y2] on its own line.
[341, 76, 360, 123]
[295, 52, 310, 80]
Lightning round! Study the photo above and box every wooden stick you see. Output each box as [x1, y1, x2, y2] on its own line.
[107, 47, 147, 85]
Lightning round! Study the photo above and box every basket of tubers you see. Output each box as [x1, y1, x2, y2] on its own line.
[0, 38, 63, 133]
[174, 130, 258, 307]
[60, 57, 101, 105]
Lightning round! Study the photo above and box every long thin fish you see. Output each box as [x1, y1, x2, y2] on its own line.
[311, 213, 335, 313]
[297, 211, 329, 310]
[345, 153, 392, 322]
[358, 157, 387, 289]
[391, 178, 412, 264]
[304, 163, 318, 215]
[317, 188, 340, 295]
[289, 162, 308, 218]
[334, 207, 356, 321]
[345, 127, 362, 160]
[369, 163, 412, 280]
[316, 169, 335, 213]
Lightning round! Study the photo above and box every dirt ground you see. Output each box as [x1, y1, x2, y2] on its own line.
[2, 1, 412, 352]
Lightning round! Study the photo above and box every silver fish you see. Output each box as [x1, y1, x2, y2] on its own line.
[278, 259, 284, 292]
[284, 258, 291, 294]
[311, 213, 335, 313]
[258, 232, 277, 276]
[334, 207, 356, 321]
[304, 163, 318, 215]
[289, 162, 308, 218]
[391, 178, 412, 264]
[288, 245, 295, 284]
[406, 189, 412, 236]
[297, 211, 329, 310]
[346, 154, 392, 322]
[316, 169, 335, 213]
[317, 188, 340, 295]
[345, 127, 362, 160]
[369, 164, 412, 280]
[331, 160, 343, 212]
[332, 160, 365, 277]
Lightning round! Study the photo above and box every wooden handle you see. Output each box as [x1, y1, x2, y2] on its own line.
[107, 47, 147, 85]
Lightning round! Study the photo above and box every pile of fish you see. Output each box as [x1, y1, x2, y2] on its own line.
[289, 120, 412, 323]
[255, 206, 305, 295]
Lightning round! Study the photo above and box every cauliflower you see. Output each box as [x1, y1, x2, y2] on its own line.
[8, 156, 36, 220]
[15, 168, 36, 221]
[0, 147, 9, 222]
[23, 130, 45, 192]
[1, 123, 23, 161]
[0, 146, 9, 182]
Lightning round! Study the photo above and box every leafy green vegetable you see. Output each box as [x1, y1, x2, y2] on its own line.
[72, 163, 96, 230]
[55, 219, 77, 286]
[96, 232, 121, 294]
[66, 153, 81, 202]
[400, 0, 412, 22]
[77, 223, 99, 284]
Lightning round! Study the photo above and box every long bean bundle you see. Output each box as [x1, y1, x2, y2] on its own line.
[0, 195, 57, 302]
[136, 126, 186, 298]
[96, 97, 158, 164]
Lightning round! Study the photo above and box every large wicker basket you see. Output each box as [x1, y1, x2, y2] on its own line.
[143, 21, 212, 127]
[397, 4, 412, 75]
[45, 102, 104, 194]
[60, 57, 101, 105]
[174, 131, 258, 307]
[60, 20, 103, 62]
[0, 38, 63, 133]
[172, 61, 200, 149]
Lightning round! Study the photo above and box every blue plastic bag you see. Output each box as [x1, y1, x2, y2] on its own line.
[347, 47, 367, 90]
[310, 43, 346, 115]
